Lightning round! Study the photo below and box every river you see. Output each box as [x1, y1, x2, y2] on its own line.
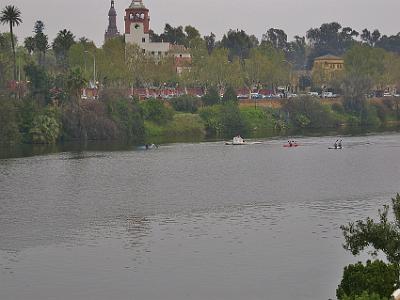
[1, 132, 400, 300]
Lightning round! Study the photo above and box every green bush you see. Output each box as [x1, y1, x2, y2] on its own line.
[220, 102, 247, 136]
[332, 102, 345, 114]
[17, 99, 38, 142]
[168, 95, 202, 113]
[282, 96, 337, 128]
[371, 102, 389, 123]
[107, 98, 145, 141]
[342, 291, 388, 300]
[144, 120, 164, 137]
[240, 107, 276, 130]
[0, 98, 21, 144]
[29, 107, 61, 144]
[199, 103, 247, 136]
[198, 105, 224, 134]
[336, 260, 398, 300]
[360, 105, 381, 127]
[165, 113, 205, 137]
[140, 98, 174, 125]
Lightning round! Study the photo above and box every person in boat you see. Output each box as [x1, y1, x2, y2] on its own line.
[338, 140, 342, 149]
[233, 135, 244, 144]
[334, 140, 338, 149]
[145, 144, 149, 150]
[288, 140, 293, 147]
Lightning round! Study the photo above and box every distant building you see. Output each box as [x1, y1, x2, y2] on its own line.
[313, 54, 344, 77]
[312, 54, 344, 86]
[124, 0, 191, 71]
[104, 0, 120, 41]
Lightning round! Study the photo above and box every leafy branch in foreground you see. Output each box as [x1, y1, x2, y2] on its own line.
[341, 194, 400, 265]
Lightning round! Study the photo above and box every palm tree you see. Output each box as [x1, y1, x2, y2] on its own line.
[53, 29, 75, 70]
[24, 36, 35, 54]
[67, 67, 87, 105]
[0, 5, 22, 81]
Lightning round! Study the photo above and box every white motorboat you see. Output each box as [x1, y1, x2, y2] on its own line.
[225, 136, 262, 145]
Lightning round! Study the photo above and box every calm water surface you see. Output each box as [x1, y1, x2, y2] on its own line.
[1, 133, 400, 300]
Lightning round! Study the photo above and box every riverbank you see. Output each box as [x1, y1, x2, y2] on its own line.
[1, 95, 400, 149]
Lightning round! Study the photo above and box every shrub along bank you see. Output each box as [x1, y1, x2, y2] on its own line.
[1, 94, 399, 146]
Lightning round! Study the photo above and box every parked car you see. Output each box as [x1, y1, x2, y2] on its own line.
[307, 91, 319, 97]
[321, 91, 338, 98]
[251, 93, 262, 99]
[237, 94, 248, 100]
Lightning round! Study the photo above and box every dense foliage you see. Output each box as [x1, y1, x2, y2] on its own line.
[337, 260, 398, 300]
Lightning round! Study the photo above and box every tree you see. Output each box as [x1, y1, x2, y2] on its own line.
[160, 23, 186, 45]
[53, 29, 75, 71]
[24, 36, 35, 54]
[262, 28, 288, 51]
[337, 260, 398, 300]
[184, 25, 201, 47]
[243, 48, 270, 97]
[66, 67, 87, 105]
[202, 86, 220, 106]
[24, 63, 52, 105]
[0, 5, 22, 81]
[221, 29, 258, 60]
[286, 35, 307, 70]
[376, 34, 400, 54]
[97, 36, 129, 87]
[33, 20, 49, 66]
[222, 85, 237, 104]
[0, 32, 13, 87]
[306, 22, 358, 67]
[361, 29, 381, 47]
[204, 32, 216, 54]
[341, 194, 400, 266]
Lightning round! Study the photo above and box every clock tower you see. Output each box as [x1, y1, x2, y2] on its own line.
[124, 0, 150, 42]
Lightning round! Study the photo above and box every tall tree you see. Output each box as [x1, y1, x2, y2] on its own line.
[160, 23, 186, 45]
[306, 22, 358, 67]
[361, 29, 381, 47]
[221, 29, 258, 60]
[262, 28, 288, 51]
[33, 20, 49, 66]
[24, 36, 35, 54]
[204, 32, 216, 54]
[53, 29, 75, 70]
[286, 35, 307, 70]
[0, 5, 22, 81]
[66, 67, 87, 105]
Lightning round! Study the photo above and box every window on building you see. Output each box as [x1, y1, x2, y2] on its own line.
[142, 49, 146, 54]
[142, 38, 145, 43]
[151, 51, 155, 55]
[158, 51, 162, 56]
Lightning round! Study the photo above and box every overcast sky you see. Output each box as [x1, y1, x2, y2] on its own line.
[1, 0, 400, 46]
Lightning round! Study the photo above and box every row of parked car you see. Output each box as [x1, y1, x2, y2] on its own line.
[238, 91, 341, 100]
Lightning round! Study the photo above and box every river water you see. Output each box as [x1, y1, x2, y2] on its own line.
[1, 132, 400, 300]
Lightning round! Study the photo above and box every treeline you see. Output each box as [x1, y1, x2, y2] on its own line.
[1, 5, 400, 145]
